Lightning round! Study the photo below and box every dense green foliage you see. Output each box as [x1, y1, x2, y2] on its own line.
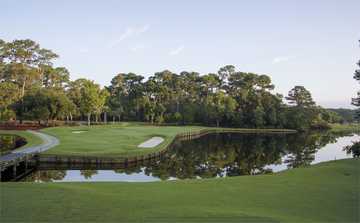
[344, 141, 360, 157]
[327, 108, 358, 123]
[1, 159, 359, 222]
[0, 130, 43, 150]
[0, 134, 26, 155]
[0, 39, 342, 130]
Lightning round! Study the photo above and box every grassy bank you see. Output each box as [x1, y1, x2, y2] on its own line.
[330, 123, 360, 133]
[40, 123, 296, 157]
[1, 159, 359, 222]
[0, 130, 43, 150]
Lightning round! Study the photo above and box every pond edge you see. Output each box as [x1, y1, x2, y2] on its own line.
[37, 128, 297, 165]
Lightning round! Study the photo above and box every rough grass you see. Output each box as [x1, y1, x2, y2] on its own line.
[1, 159, 359, 222]
[0, 130, 43, 150]
[40, 123, 295, 157]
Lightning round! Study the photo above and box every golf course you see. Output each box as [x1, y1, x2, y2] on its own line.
[5, 123, 293, 158]
[1, 5, 360, 221]
[40, 123, 206, 157]
[0, 123, 359, 222]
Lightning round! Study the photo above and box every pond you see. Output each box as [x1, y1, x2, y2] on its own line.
[20, 131, 359, 182]
[0, 134, 27, 155]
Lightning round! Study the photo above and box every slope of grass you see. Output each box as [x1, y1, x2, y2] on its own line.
[1, 159, 359, 222]
[0, 130, 43, 150]
[40, 123, 295, 157]
[330, 123, 360, 133]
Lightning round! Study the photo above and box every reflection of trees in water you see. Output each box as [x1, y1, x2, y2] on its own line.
[143, 133, 287, 180]
[344, 141, 360, 157]
[143, 131, 351, 180]
[21, 131, 354, 182]
[23, 170, 66, 182]
[284, 133, 318, 168]
[114, 165, 142, 175]
[80, 170, 98, 179]
[284, 131, 351, 168]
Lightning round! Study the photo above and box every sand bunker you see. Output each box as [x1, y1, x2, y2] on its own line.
[72, 131, 87, 134]
[138, 137, 164, 148]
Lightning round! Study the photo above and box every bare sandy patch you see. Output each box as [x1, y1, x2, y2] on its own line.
[138, 137, 164, 148]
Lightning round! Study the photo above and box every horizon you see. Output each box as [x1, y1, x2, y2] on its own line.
[1, 0, 359, 108]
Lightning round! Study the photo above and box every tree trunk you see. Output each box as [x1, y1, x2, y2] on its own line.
[112, 116, 115, 124]
[104, 112, 107, 124]
[87, 113, 91, 126]
[21, 81, 26, 98]
[216, 119, 219, 127]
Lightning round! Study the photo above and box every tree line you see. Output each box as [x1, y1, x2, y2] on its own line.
[0, 39, 348, 130]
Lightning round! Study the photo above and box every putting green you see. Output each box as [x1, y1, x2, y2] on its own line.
[41, 123, 205, 157]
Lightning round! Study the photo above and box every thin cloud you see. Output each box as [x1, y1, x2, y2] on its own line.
[107, 25, 150, 48]
[272, 56, 294, 64]
[135, 25, 150, 35]
[169, 45, 184, 56]
[130, 44, 145, 52]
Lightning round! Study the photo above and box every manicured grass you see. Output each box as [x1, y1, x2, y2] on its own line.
[41, 123, 206, 157]
[1, 159, 359, 222]
[40, 123, 295, 157]
[0, 130, 43, 150]
[330, 123, 360, 133]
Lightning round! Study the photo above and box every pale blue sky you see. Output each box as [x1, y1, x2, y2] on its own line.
[1, 0, 359, 108]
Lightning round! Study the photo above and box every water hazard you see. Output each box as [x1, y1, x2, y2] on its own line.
[19, 131, 359, 182]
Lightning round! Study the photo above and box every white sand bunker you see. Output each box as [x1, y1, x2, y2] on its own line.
[138, 137, 164, 148]
[72, 130, 87, 134]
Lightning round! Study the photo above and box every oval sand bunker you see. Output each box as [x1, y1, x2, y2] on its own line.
[138, 137, 164, 148]
[72, 131, 87, 134]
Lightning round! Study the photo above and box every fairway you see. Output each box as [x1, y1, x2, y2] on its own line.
[1, 159, 359, 222]
[41, 123, 205, 157]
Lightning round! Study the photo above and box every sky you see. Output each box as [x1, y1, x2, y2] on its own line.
[1, 0, 359, 108]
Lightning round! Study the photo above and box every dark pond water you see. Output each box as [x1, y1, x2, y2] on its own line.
[21, 132, 359, 182]
[0, 134, 27, 155]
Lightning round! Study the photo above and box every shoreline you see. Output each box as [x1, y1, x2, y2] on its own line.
[37, 127, 297, 165]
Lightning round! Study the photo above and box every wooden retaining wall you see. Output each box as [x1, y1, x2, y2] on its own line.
[38, 150, 167, 165]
